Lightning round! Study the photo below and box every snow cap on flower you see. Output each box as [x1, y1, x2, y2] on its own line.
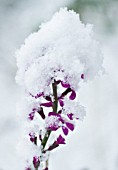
[45, 114, 61, 131]
[15, 8, 103, 96]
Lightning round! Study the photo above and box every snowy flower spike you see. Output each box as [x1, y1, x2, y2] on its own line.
[16, 8, 103, 170]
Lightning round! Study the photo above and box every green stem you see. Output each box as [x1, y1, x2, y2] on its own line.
[33, 84, 58, 169]
[52, 82, 58, 113]
[41, 82, 58, 149]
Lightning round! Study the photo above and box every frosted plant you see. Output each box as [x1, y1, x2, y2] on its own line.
[15, 8, 103, 170]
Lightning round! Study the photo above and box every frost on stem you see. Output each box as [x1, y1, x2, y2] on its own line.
[16, 8, 103, 169]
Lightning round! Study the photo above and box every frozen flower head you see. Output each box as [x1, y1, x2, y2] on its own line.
[16, 8, 103, 170]
[16, 8, 103, 96]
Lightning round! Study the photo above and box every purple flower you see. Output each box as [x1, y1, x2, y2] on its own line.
[48, 135, 65, 151]
[58, 110, 62, 114]
[29, 132, 35, 143]
[40, 101, 53, 107]
[28, 108, 38, 120]
[47, 112, 74, 134]
[69, 90, 76, 100]
[59, 99, 64, 107]
[48, 112, 57, 116]
[46, 113, 60, 131]
[37, 107, 45, 119]
[32, 108, 37, 111]
[61, 81, 70, 88]
[62, 126, 68, 135]
[44, 95, 52, 101]
[28, 112, 35, 120]
[29, 92, 44, 98]
[67, 113, 73, 120]
[35, 92, 44, 99]
[48, 112, 64, 123]
[48, 126, 59, 131]
[56, 135, 66, 144]
[66, 122, 74, 131]
[33, 156, 40, 168]
[81, 73, 84, 79]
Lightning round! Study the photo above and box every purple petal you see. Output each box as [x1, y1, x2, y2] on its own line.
[40, 101, 53, 107]
[59, 99, 64, 107]
[58, 110, 62, 114]
[58, 117, 64, 123]
[57, 135, 66, 144]
[67, 113, 73, 120]
[62, 126, 68, 135]
[81, 74, 84, 79]
[32, 108, 37, 111]
[48, 126, 59, 131]
[48, 112, 57, 116]
[66, 122, 74, 131]
[61, 81, 70, 88]
[48, 112, 61, 118]
[44, 96, 52, 101]
[29, 132, 35, 143]
[69, 90, 76, 100]
[28, 112, 35, 120]
[33, 156, 40, 168]
[38, 107, 45, 119]
[35, 92, 44, 99]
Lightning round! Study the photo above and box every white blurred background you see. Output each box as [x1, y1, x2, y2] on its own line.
[0, 0, 118, 170]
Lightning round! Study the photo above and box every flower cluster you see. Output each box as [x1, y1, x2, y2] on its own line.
[24, 78, 85, 170]
[16, 8, 103, 170]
